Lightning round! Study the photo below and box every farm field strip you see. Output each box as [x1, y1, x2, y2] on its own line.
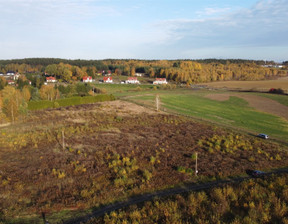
[199, 78, 288, 92]
[126, 91, 288, 142]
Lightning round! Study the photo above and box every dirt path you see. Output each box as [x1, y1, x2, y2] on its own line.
[206, 93, 288, 121]
[63, 168, 288, 224]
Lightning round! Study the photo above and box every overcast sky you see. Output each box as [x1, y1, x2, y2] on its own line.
[0, 0, 287, 61]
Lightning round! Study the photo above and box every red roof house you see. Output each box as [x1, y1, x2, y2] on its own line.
[103, 76, 113, 83]
[153, 78, 168, 85]
[82, 76, 92, 83]
[126, 77, 140, 84]
[46, 76, 57, 83]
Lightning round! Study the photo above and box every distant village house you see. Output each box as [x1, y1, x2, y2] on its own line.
[103, 76, 113, 83]
[46, 76, 57, 83]
[82, 76, 92, 83]
[126, 77, 140, 84]
[153, 78, 168, 85]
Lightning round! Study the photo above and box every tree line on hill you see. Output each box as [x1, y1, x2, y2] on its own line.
[0, 58, 287, 84]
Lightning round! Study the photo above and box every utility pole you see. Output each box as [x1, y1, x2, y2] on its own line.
[195, 152, 198, 176]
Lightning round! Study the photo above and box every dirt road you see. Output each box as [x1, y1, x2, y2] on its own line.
[63, 168, 288, 224]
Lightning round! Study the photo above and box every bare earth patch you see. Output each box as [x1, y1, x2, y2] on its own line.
[99, 100, 159, 115]
[206, 93, 288, 121]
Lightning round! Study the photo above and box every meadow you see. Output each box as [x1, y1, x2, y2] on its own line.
[125, 89, 288, 143]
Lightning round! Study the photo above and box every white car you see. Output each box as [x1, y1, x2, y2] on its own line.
[258, 134, 269, 139]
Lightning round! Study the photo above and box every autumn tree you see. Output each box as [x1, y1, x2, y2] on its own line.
[71, 66, 86, 80]
[39, 85, 60, 101]
[45, 64, 58, 75]
[0, 77, 7, 90]
[1, 86, 28, 122]
[130, 67, 136, 76]
[148, 68, 155, 78]
[22, 86, 31, 102]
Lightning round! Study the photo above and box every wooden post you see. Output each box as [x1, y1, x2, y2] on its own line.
[156, 94, 160, 112]
[62, 130, 65, 149]
[195, 152, 198, 176]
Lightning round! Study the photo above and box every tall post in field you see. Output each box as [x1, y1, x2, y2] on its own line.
[155, 94, 160, 112]
[195, 152, 198, 176]
[62, 130, 65, 149]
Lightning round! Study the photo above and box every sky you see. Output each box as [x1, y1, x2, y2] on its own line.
[0, 0, 287, 61]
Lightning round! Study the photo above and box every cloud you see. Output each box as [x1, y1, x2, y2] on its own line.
[149, 0, 288, 49]
[196, 7, 231, 17]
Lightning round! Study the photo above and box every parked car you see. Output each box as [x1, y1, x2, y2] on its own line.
[257, 133, 269, 139]
[246, 169, 265, 177]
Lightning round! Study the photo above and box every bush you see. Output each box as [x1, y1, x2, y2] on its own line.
[269, 88, 285, 94]
[28, 94, 115, 110]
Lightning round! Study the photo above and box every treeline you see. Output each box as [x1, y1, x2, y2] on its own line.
[0, 58, 287, 84]
[0, 82, 107, 123]
[0, 58, 278, 66]
[89, 174, 288, 224]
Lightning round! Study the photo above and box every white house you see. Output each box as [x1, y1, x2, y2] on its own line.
[153, 78, 168, 85]
[103, 76, 113, 83]
[6, 72, 15, 76]
[125, 77, 140, 84]
[82, 76, 92, 83]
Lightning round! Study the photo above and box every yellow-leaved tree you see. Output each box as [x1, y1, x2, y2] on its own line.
[22, 86, 31, 102]
[39, 85, 60, 101]
[1, 86, 28, 122]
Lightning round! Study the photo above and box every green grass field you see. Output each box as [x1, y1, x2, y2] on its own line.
[93, 83, 155, 95]
[127, 90, 288, 142]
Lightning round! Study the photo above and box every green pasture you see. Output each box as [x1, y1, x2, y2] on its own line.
[93, 83, 155, 95]
[127, 91, 288, 142]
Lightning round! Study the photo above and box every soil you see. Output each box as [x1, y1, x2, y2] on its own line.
[205, 93, 288, 120]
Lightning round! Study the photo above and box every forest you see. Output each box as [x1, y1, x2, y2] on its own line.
[0, 58, 287, 84]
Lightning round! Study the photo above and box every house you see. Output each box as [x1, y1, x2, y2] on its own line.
[82, 76, 92, 83]
[7, 80, 15, 85]
[126, 77, 140, 84]
[13, 73, 21, 80]
[153, 78, 168, 85]
[0, 73, 3, 76]
[46, 76, 57, 83]
[103, 76, 113, 83]
[6, 72, 15, 76]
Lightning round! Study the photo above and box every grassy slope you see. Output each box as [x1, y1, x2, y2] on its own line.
[128, 90, 288, 142]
